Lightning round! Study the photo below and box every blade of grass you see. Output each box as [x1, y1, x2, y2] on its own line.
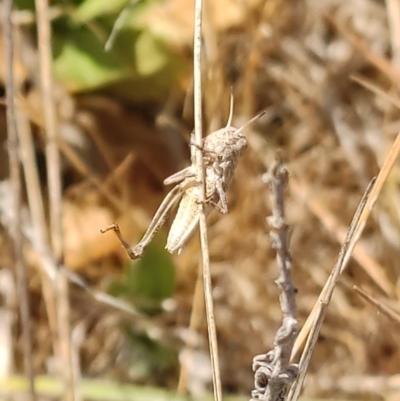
[351, 74, 400, 109]
[288, 177, 375, 401]
[328, 14, 400, 85]
[290, 177, 392, 297]
[353, 285, 400, 328]
[290, 129, 400, 399]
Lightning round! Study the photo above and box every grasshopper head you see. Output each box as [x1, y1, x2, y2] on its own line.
[203, 126, 247, 158]
[232, 129, 248, 154]
[203, 109, 264, 158]
[221, 127, 248, 160]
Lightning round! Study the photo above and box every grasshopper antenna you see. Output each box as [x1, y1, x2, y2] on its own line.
[235, 109, 266, 135]
[226, 88, 234, 128]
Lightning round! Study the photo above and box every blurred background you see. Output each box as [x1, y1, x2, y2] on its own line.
[1, 0, 400, 400]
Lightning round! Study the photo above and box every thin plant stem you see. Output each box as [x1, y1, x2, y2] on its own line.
[193, 1, 222, 401]
[34, 0, 75, 400]
[3, 1, 36, 399]
[177, 263, 205, 394]
[17, 106, 59, 358]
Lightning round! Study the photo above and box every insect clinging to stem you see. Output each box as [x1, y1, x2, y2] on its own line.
[101, 97, 265, 258]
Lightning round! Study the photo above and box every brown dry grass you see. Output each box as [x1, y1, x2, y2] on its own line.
[2, 0, 400, 400]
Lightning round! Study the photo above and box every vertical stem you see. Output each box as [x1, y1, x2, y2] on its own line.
[193, 1, 222, 401]
[17, 101, 60, 362]
[35, 0, 62, 255]
[3, 1, 36, 399]
[177, 265, 205, 393]
[34, 1, 75, 400]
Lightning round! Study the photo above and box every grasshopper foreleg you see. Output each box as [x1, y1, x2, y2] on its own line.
[214, 178, 228, 214]
[195, 162, 228, 214]
[211, 161, 228, 214]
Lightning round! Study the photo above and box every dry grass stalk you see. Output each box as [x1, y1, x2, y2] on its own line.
[34, 0, 75, 399]
[328, 14, 400, 85]
[291, 129, 400, 395]
[192, 1, 222, 401]
[15, 94, 127, 211]
[353, 285, 400, 328]
[288, 178, 376, 401]
[3, 1, 35, 398]
[177, 264, 205, 394]
[17, 94, 61, 369]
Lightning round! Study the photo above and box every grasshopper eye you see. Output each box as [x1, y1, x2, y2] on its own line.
[236, 137, 248, 152]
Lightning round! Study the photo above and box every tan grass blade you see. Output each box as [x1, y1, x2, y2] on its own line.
[291, 178, 392, 296]
[290, 131, 400, 400]
[351, 74, 400, 109]
[353, 285, 400, 328]
[288, 177, 375, 401]
[328, 14, 400, 85]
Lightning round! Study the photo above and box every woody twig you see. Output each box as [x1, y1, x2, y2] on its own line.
[251, 155, 298, 401]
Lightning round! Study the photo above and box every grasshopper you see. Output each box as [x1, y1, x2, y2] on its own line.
[101, 103, 265, 258]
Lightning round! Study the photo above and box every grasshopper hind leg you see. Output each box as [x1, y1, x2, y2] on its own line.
[101, 184, 184, 259]
[100, 224, 140, 259]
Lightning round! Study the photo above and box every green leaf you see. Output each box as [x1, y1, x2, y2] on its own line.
[109, 233, 175, 314]
[130, 233, 175, 307]
[135, 30, 168, 76]
[74, 0, 129, 22]
[52, 23, 134, 92]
